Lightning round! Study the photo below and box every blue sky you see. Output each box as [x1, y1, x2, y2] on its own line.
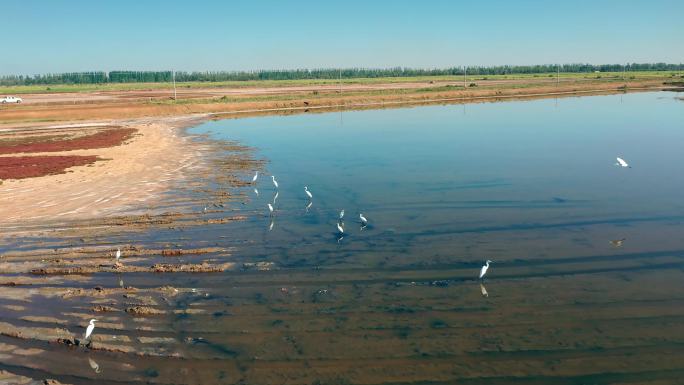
[1, 0, 682, 75]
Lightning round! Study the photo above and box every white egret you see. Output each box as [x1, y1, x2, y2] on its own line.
[615, 157, 631, 168]
[480, 283, 489, 297]
[304, 186, 313, 199]
[115, 248, 121, 261]
[267, 203, 274, 216]
[359, 213, 368, 226]
[252, 171, 259, 183]
[479, 260, 492, 279]
[339, 209, 345, 220]
[337, 222, 344, 235]
[84, 319, 97, 340]
[271, 175, 279, 189]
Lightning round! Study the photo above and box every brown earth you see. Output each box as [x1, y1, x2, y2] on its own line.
[0, 155, 99, 179]
[0, 127, 136, 154]
[0, 78, 673, 125]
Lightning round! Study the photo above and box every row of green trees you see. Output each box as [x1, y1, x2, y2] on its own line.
[1, 63, 681, 86]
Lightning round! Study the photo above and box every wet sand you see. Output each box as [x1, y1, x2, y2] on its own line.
[0, 115, 208, 229]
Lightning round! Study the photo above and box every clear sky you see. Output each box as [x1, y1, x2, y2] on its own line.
[2, 0, 682, 75]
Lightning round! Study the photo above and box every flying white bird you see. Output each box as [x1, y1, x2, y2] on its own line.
[359, 213, 368, 226]
[252, 171, 259, 183]
[337, 222, 344, 235]
[339, 209, 345, 220]
[84, 319, 97, 340]
[479, 260, 492, 279]
[115, 248, 121, 261]
[615, 157, 631, 168]
[271, 175, 279, 189]
[304, 186, 313, 199]
[610, 238, 626, 248]
[267, 203, 274, 216]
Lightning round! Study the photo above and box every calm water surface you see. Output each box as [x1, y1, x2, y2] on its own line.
[5, 92, 684, 385]
[189, 92, 684, 270]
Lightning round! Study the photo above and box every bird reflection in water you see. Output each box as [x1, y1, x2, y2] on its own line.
[480, 283, 489, 298]
[88, 357, 101, 373]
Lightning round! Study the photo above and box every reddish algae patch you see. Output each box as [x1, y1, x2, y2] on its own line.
[0, 128, 136, 154]
[0, 155, 99, 180]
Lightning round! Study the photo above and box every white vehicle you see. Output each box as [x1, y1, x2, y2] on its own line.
[0, 96, 22, 104]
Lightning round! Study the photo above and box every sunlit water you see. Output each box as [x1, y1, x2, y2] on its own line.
[4, 92, 684, 384]
[189, 92, 684, 270]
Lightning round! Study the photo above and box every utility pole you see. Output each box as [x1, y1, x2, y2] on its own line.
[339, 68, 342, 94]
[172, 69, 177, 101]
[463, 66, 467, 88]
[557, 64, 560, 86]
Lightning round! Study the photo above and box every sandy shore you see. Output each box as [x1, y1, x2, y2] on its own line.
[0, 115, 207, 229]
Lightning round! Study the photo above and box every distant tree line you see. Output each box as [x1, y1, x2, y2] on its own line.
[1, 63, 682, 86]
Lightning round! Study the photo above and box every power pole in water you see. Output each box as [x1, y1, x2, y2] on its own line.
[172, 70, 177, 101]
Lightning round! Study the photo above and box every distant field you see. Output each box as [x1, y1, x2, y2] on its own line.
[0, 71, 681, 94]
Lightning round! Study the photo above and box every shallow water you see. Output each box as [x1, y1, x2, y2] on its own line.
[189, 92, 684, 270]
[3, 92, 684, 384]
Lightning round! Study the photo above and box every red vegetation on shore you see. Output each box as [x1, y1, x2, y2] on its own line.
[0, 128, 136, 154]
[0, 155, 99, 180]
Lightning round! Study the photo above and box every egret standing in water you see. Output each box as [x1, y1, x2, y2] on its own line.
[479, 260, 492, 279]
[615, 157, 631, 168]
[252, 171, 259, 183]
[267, 203, 274, 216]
[84, 319, 97, 341]
[304, 186, 313, 199]
[271, 175, 279, 189]
[339, 209, 345, 220]
[359, 213, 368, 227]
[115, 248, 121, 261]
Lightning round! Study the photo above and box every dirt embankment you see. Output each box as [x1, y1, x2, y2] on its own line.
[0, 78, 673, 124]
